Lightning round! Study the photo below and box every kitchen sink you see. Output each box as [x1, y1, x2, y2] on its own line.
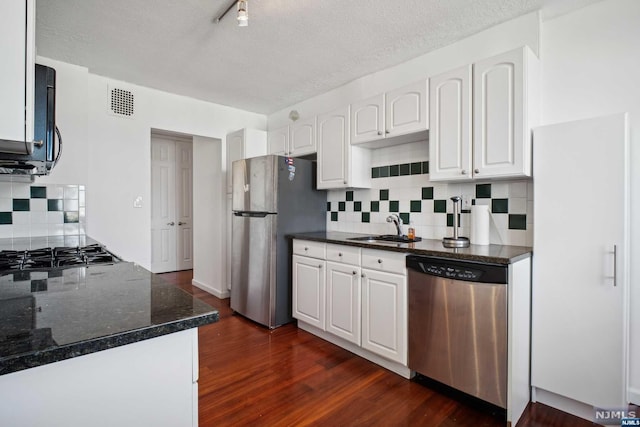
[347, 235, 422, 243]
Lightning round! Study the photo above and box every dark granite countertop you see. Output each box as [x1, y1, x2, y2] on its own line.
[0, 243, 218, 376]
[289, 231, 532, 265]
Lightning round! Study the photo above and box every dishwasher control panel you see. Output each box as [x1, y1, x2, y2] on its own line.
[406, 255, 508, 284]
[424, 264, 482, 280]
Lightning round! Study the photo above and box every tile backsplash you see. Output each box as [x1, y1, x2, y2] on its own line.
[0, 182, 86, 238]
[326, 143, 533, 246]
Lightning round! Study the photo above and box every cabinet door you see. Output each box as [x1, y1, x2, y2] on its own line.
[226, 130, 245, 194]
[0, 0, 34, 142]
[429, 65, 473, 181]
[351, 93, 385, 145]
[473, 47, 533, 178]
[361, 269, 407, 364]
[326, 262, 361, 345]
[532, 114, 628, 408]
[292, 255, 326, 330]
[267, 126, 289, 155]
[317, 106, 349, 189]
[289, 116, 317, 156]
[385, 80, 428, 137]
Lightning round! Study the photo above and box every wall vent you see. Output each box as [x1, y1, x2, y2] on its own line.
[108, 86, 135, 118]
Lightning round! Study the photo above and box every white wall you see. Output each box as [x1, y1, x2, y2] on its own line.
[35, 57, 267, 297]
[540, 0, 640, 404]
[267, 12, 539, 127]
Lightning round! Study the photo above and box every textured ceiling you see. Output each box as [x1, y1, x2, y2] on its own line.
[36, 0, 599, 114]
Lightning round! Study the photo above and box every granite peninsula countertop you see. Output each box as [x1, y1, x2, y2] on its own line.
[289, 231, 532, 264]
[0, 237, 218, 376]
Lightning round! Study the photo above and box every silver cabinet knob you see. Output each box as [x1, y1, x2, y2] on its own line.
[338, 253, 342, 257]
[461, 170, 467, 175]
[361, 274, 366, 278]
[385, 130, 390, 134]
[352, 271, 357, 275]
[377, 131, 383, 136]
[318, 264, 322, 268]
[343, 180, 347, 184]
[474, 168, 480, 174]
[178, 221, 187, 226]
[167, 222, 175, 226]
[377, 259, 382, 264]
[304, 247, 308, 251]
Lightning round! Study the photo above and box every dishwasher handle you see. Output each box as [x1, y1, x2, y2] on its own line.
[406, 255, 508, 284]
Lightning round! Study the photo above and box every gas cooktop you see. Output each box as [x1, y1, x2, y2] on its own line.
[0, 244, 120, 275]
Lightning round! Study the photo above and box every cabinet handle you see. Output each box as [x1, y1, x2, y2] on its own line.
[613, 245, 617, 287]
[304, 247, 308, 251]
[377, 131, 382, 136]
[377, 259, 382, 264]
[474, 168, 480, 174]
[461, 170, 467, 175]
[352, 271, 357, 275]
[167, 222, 175, 226]
[178, 221, 187, 226]
[343, 180, 347, 185]
[361, 274, 366, 278]
[385, 130, 390, 134]
[318, 264, 322, 268]
[338, 253, 342, 257]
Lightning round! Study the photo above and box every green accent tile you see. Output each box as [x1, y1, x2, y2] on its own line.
[434, 200, 447, 213]
[48, 199, 63, 211]
[371, 167, 380, 179]
[399, 163, 410, 176]
[379, 189, 389, 201]
[354, 201, 362, 212]
[422, 161, 429, 174]
[492, 198, 509, 214]
[390, 164, 399, 177]
[346, 190, 354, 201]
[30, 186, 47, 199]
[0, 212, 12, 224]
[370, 201, 379, 212]
[361, 212, 370, 223]
[331, 212, 338, 221]
[509, 214, 527, 230]
[13, 199, 30, 211]
[399, 213, 410, 224]
[410, 200, 422, 212]
[447, 213, 454, 227]
[338, 202, 346, 212]
[476, 183, 492, 199]
[389, 200, 399, 212]
[379, 166, 389, 178]
[326, 202, 331, 212]
[421, 187, 434, 200]
[410, 162, 422, 175]
[64, 212, 79, 223]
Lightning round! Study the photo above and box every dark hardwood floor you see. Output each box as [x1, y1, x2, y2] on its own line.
[161, 270, 597, 427]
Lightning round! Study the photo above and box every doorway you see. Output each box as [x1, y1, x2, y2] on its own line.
[150, 134, 194, 273]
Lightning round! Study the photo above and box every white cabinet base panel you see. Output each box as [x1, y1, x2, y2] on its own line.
[297, 321, 411, 379]
[532, 388, 596, 423]
[0, 329, 198, 427]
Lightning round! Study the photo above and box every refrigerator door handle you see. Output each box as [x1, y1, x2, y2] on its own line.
[233, 211, 273, 218]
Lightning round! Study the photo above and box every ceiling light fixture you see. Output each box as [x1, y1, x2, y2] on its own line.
[215, 0, 248, 27]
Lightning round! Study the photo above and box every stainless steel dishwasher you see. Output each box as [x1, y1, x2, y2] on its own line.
[407, 255, 508, 408]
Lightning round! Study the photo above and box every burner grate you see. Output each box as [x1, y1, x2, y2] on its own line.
[0, 244, 119, 275]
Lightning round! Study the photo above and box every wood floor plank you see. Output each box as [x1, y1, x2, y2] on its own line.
[159, 270, 599, 427]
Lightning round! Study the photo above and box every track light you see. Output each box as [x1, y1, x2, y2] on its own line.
[237, 0, 248, 27]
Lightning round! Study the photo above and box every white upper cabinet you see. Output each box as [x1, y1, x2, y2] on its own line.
[268, 116, 317, 157]
[226, 128, 267, 194]
[350, 80, 429, 148]
[473, 47, 537, 179]
[289, 116, 317, 156]
[385, 80, 429, 138]
[429, 46, 539, 181]
[317, 105, 371, 189]
[429, 65, 473, 181]
[0, 0, 35, 143]
[267, 126, 289, 156]
[351, 94, 385, 144]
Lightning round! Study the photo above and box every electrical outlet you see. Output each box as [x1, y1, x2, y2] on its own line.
[462, 195, 472, 210]
[133, 196, 143, 208]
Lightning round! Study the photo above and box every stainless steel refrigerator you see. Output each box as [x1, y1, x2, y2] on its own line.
[230, 155, 326, 328]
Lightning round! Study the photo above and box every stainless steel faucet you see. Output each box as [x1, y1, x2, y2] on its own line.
[386, 214, 403, 236]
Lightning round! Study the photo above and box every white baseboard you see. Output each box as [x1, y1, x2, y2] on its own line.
[532, 387, 594, 422]
[297, 322, 412, 379]
[191, 279, 229, 299]
[630, 387, 640, 406]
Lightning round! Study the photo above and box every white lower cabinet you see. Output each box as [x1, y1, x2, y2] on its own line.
[326, 261, 361, 345]
[292, 240, 408, 375]
[292, 254, 326, 330]
[361, 268, 406, 364]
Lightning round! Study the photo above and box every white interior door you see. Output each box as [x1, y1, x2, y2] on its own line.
[151, 136, 193, 273]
